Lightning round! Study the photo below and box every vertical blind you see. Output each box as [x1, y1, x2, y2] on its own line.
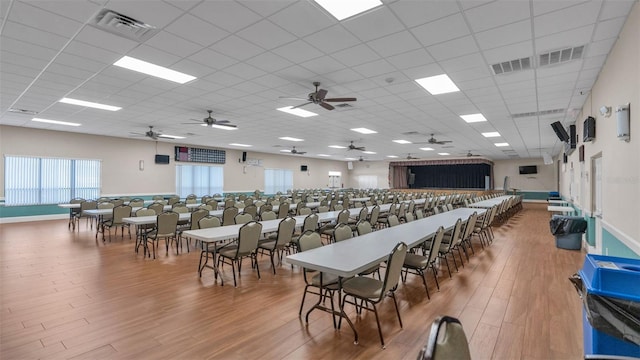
[264, 169, 292, 195]
[4, 156, 101, 205]
[175, 165, 223, 197]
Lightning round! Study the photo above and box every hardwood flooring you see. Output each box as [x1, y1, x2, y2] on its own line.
[0, 203, 585, 359]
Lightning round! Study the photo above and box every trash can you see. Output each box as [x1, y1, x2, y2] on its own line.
[549, 191, 561, 200]
[550, 215, 587, 250]
[570, 254, 640, 357]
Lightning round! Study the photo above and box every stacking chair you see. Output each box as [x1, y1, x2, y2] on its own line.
[415, 209, 425, 219]
[167, 196, 180, 205]
[74, 199, 97, 230]
[260, 210, 277, 221]
[129, 198, 145, 207]
[68, 197, 84, 230]
[402, 226, 445, 298]
[349, 206, 368, 232]
[258, 216, 296, 274]
[101, 205, 132, 242]
[290, 213, 319, 253]
[177, 208, 209, 253]
[216, 221, 263, 287]
[355, 220, 381, 279]
[234, 213, 253, 224]
[146, 212, 179, 258]
[459, 212, 478, 260]
[317, 205, 330, 213]
[376, 203, 395, 229]
[147, 202, 165, 215]
[320, 210, 350, 242]
[341, 242, 408, 348]
[172, 205, 190, 228]
[297, 230, 340, 319]
[438, 218, 463, 277]
[224, 199, 235, 209]
[111, 199, 124, 207]
[222, 207, 239, 226]
[404, 212, 415, 223]
[368, 205, 380, 230]
[134, 208, 156, 254]
[332, 223, 353, 242]
[201, 195, 211, 204]
[417, 316, 471, 360]
[243, 204, 258, 220]
[206, 199, 219, 210]
[297, 206, 312, 216]
[277, 202, 290, 219]
[185, 198, 198, 205]
[387, 214, 400, 227]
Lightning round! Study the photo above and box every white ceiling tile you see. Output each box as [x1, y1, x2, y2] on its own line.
[268, 1, 335, 37]
[224, 62, 267, 81]
[145, 30, 202, 57]
[75, 26, 139, 54]
[600, 0, 636, 20]
[189, 1, 262, 33]
[330, 44, 380, 67]
[237, 20, 298, 50]
[323, 68, 365, 84]
[341, 6, 405, 42]
[411, 13, 471, 47]
[0, 36, 58, 62]
[353, 59, 396, 78]
[464, 0, 531, 33]
[389, 0, 460, 28]
[482, 40, 534, 64]
[237, 0, 296, 17]
[170, 59, 216, 79]
[272, 40, 324, 64]
[203, 71, 245, 87]
[585, 38, 617, 57]
[62, 41, 121, 66]
[367, 30, 422, 57]
[303, 24, 362, 54]
[3, 21, 69, 51]
[188, 48, 238, 71]
[8, 2, 83, 37]
[213, 35, 266, 61]
[299, 56, 347, 75]
[537, 61, 583, 78]
[401, 62, 445, 80]
[475, 20, 532, 50]
[127, 45, 183, 69]
[533, 1, 587, 17]
[427, 36, 479, 61]
[22, 0, 101, 23]
[245, 52, 295, 73]
[593, 16, 627, 41]
[165, 14, 229, 47]
[386, 48, 434, 70]
[534, 1, 602, 38]
[534, 24, 595, 53]
[581, 55, 607, 70]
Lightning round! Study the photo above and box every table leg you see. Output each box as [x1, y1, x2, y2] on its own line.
[198, 242, 222, 284]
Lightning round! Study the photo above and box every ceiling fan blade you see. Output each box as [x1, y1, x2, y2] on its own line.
[211, 123, 237, 128]
[299, 152, 307, 155]
[291, 101, 313, 109]
[214, 119, 230, 124]
[316, 89, 328, 101]
[356, 146, 366, 151]
[319, 102, 335, 110]
[324, 97, 357, 102]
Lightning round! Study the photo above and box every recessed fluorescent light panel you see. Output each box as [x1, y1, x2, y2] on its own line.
[277, 106, 318, 118]
[460, 113, 487, 123]
[345, 157, 357, 161]
[59, 98, 121, 111]
[207, 124, 237, 130]
[329, 145, 347, 149]
[393, 140, 412, 144]
[280, 149, 291, 153]
[313, 0, 382, 21]
[159, 134, 185, 139]
[32, 118, 81, 127]
[362, 151, 376, 154]
[420, 147, 434, 151]
[351, 127, 377, 134]
[317, 154, 331, 157]
[438, 152, 450, 156]
[387, 155, 399, 158]
[415, 74, 460, 95]
[279, 136, 304, 142]
[482, 132, 501, 137]
[229, 143, 252, 147]
[494, 143, 509, 147]
[113, 56, 196, 84]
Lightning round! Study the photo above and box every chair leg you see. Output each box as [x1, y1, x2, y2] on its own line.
[430, 262, 440, 290]
[254, 254, 261, 280]
[371, 302, 385, 349]
[418, 269, 430, 299]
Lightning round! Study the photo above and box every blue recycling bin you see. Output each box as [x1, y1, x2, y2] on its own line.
[576, 254, 640, 357]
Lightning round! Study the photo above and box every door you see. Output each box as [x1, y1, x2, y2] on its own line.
[592, 154, 602, 254]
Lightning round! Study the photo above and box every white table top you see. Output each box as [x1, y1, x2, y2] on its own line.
[548, 199, 569, 205]
[467, 195, 515, 208]
[286, 207, 484, 278]
[547, 205, 575, 213]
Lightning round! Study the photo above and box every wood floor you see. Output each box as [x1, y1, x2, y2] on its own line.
[0, 204, 585, 359]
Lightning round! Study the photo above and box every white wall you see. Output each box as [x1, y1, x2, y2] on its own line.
[0, 125, 349, 197]
[493, 158, 556, 191]
[347, 160, 390, 189]
[559, 2, 639, 246]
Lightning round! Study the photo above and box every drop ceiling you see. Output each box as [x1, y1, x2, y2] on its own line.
[0, 0, 635, 161]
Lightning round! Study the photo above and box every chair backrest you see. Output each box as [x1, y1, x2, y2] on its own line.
[415, 209, 424, 219]
[222, 207, 239, 226]
[70, 197, 84, 204]
[405, 212, 415, 222]
[168, 196, 180, 205]
[298, 230, 322, 252]
[129, 198, 144, 207]
[380, 242, 408, 296]
[112, 205, 132, 223]
[234, 213, 253, 224]
[173, 206, 189, 214]
[407, 200, 415, 214]
[302, 213, 319, 232]
[275, 217, 296, 246]
[387, 214, 400, 227]
[357, 206, 368, 220]
[80, 200, 97, 211]
[298, 206, 312, 215]
[333, 204, 344, 211]
[186, 194, 197, 200]
[277, 202, 290, 219]
[369, 205, 380, 224]
[201, 195, 211, 204]
[356, 220, 373, 235]
[445, 219, 463, 249]
[148, 202, 165, 215]
[206, 200, 219, 209]
[254, 200, 265, 208]
[244, 198, 254, 206]
[186, 198, 197, 204]
[98, 202, 114, 209]
[427, 227, 445, 265]
[111, 199, 124, 207]
[336, 209, 350, 224]
[235, 221, 263, 256]
[317, 205, 329, 213]
[189, 209, 209, 230]
[136, 208, 156, 217]
[224, 199, 235, 209]
[418, 316, 471, 360]
[260, 210, 277, 221]
[199, 215, 221, 229]
[198, 204, 213, 211]
[152, 195, 164, 200]
[156, 212, 179, 236]
[243, 204, 258, 219]
[461, 212, 478, 241]
[238, 194, 247, 201]
[388, 203, 397, 215]
[333, 223, 353, 242]
[172, 201, 186, 208]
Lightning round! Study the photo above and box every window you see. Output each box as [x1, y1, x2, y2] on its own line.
[4, 156, 101, 205]
[264, 169, 293, 195]
[176, 165, 223, 197]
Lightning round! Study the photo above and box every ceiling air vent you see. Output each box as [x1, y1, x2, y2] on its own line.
[90, 9, 157, 42]
[539, 45, 585, 67]
[8, 108, 38, 115]
[491, 57, 532, 75]
[511, 108, 565, 119]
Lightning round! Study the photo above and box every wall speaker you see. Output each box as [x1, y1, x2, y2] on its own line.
[408, 173, 415, 185]
[563, 153, 568, 163]
[242, 151, 247, 162]
[616, 104, 630, 142]
[550, 121, 570, 142]
[543, 152, 553, 165]
[583, 116, 596, 142]
[569, 124, 577, 148]
[347, 161, 353, 170]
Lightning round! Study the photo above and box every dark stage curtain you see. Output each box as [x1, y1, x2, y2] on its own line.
[408, 163, 491, 189]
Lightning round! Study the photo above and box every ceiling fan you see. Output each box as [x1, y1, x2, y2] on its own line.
[129, 126, 169, 140]
[347, 141, 366, 151]
[290, 146, 307, 155]
[281, 81, 356, 110]
[465, 150, 482, 157]
[184, 110, 237, 130]
[406, 153, 420, 160]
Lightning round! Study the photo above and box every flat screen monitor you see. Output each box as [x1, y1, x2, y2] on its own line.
[300, 165, 308, 171]
[155, 154, 170, 164]
[519, 165, 537, 174]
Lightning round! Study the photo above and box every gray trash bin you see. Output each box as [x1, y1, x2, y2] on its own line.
[550, 215, 587, 250]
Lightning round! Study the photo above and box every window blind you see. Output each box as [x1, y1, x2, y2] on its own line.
[175, 165, 223, 197]
[264, 169, 293, 195]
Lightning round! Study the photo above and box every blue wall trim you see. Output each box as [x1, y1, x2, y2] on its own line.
[602, 228, 640, 260]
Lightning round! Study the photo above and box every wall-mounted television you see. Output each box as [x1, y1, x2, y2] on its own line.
[300, 165, 308, 171]
[519, 165, 538, 174]
[155, 154, 170, 164]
